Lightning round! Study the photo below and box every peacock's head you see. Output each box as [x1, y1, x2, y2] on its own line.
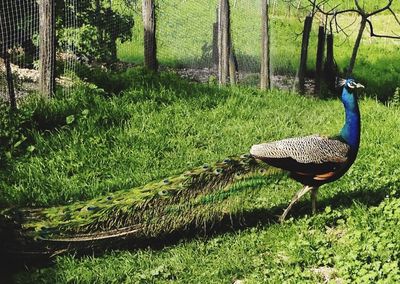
[337, 78, 365, 92]
[338, 78, 364, 109]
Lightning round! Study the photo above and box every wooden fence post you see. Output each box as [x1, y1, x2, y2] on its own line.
[4, 52, 16, 109]
[297, 15, 312, 94]
[229, 48, 237, 85]
[315, 25, 325, 95]
[212, 8, 219, 69]
[39, 0, 56, 98]
[260, 0, 270, 90]
[228, 5, 237, 86]
[142, 0, 157, 71]
[218, 0, 230, 85]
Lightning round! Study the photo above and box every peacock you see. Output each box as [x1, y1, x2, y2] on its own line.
[251, 78, 364, 221]
[0, 78, 363, 258]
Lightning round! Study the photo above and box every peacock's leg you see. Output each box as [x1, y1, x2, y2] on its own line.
[310, 187, 319, 215]
[279, 185, 312, 222]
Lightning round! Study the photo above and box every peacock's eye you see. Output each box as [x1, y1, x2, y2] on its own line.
[163, 179, 170, 184]
[214, 168, 223, 175]
[202, 164, 209, 169]
[347, 81, 356, 88]
[259, 169, 266, 174]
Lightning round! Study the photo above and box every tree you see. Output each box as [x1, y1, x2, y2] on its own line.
[57, 0, 135, 63]
[315, 0, 400, 76]
[346, 0, 399, 76]
[287, 0, 328, 93]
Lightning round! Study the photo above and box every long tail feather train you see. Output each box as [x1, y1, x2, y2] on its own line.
[0, 154, 281, 258]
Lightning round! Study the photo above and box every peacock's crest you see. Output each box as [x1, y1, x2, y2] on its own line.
[336, 77, 346, 87]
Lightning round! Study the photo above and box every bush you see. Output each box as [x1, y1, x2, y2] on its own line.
[0, 102, 34, 167]
[56, 0, 134, 63]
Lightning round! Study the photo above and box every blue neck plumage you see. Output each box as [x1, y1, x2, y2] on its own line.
[340, 87, 361, 150]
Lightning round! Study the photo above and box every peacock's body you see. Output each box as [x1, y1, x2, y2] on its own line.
[0, 78, 364, 258]
[251, 78, 364, 221]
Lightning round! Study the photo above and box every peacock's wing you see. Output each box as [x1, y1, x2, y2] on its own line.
[250, 134, 350, 175]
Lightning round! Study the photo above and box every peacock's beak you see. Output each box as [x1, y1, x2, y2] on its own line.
[356, 83, 365, 89]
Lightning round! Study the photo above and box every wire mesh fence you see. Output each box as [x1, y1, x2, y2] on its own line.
[62, 0, 78, 91]
[0, 0, 137, 101]
[1, 0, 302, 103]
[143, 0, 266, 85]
[231, 0, 262, 84]
[0, 0, 39, 101]
[0, 0, 80, 100]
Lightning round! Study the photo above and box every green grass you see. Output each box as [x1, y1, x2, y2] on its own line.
[1, 67, 399, 282]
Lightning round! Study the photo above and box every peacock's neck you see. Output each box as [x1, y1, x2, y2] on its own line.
[340, 89, 361, 150]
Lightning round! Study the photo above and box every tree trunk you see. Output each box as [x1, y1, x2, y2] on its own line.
[347, 17, 366, 76]
[315, 25, 325, 95]
[297, 16, 312, 94]
[324, 33, 336, 92]
[260, 0, 270, 90]
[39, 0, 56, 98]
[218, 0, 230, 85]
[142, 0, 157, 71]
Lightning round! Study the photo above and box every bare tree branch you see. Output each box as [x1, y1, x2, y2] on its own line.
[388, 7, 400, 26]
[367, 0, 393, 17]
[315, 0, 400, 39]
[309, 0, 400, 76]
[354, 0, 364, 15]
[365, 18, 400, 39]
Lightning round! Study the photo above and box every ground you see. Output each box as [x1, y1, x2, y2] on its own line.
[1, 0, 400, 282]
[1, 69, 399, 283]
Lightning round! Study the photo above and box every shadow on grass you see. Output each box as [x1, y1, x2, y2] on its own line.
[0, 67, 235, 171]
[0, 182, 394, 280]
[23, 57, 398, 137]
[155, 52, 400, 102]
[26, 66, 237, 132]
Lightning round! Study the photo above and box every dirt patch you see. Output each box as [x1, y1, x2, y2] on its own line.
[1, 61, 316, 103]
[311, 266, 344, 284]
[164, 66, 316, 94]
[0, 59, 73, 102]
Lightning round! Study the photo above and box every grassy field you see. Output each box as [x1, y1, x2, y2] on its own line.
[0, 0, 399, 282]
[1, 67, 399, 283]
[117, 0, 400, 100]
